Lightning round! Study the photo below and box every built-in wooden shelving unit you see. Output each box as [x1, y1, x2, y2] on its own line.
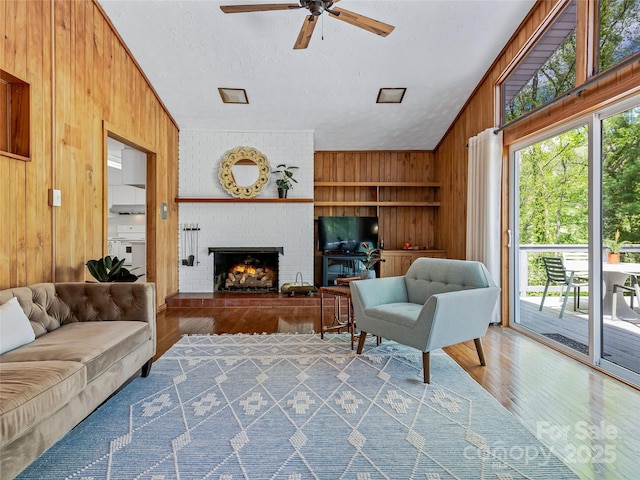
[379, 249, 447, 277]
[313, 152, 445, 281]
[314, 181, 440, 208]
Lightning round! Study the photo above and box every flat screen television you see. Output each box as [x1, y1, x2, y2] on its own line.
[317, 216, 379, 254]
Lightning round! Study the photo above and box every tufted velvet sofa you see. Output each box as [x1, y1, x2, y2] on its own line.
[350, 258, 500, 383]
[0, 282, 156, 479]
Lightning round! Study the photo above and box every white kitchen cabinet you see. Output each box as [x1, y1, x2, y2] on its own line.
[108, 166, 123, 186]
[135, 188, 146, 205]
[122, 148, 146, 187]
[112, 185, 137, 204]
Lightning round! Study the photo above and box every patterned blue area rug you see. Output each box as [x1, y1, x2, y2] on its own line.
[18, 334, 578, 479]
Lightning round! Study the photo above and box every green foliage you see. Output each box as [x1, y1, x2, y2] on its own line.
[360, 242, 381, 270]
[599, 0, 640, 72]
[518, 106, 640, 289]
[86, 256, 141, 282]
[273, 164, 299, 190]
[505, 0, 640, 123]
[604, 230, 631, 253]
[513, 1, 640, 288]
[602, 106, 640, 244]
[505, 31, 576, 123]
[519, 125, 589, 245]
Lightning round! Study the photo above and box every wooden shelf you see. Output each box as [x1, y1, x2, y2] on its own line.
[175, 197, 314, 203]
[314, 201, 440, 207]
[315, 181, 441, 187]
[0, 150, 30, 162]
[314, 181, 440, 208]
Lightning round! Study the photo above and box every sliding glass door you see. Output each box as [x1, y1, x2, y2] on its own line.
[510, 122, 591, 357]
[599, 100, 640, 379]
[510, 95, 640, 384]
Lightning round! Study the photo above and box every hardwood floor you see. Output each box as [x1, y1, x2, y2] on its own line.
[156, 303, 640, 480]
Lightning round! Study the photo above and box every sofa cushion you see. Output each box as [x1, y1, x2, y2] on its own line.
[0, 360, 86, 448]
[55, 283, 155, 323]
[0, 285, 67, 338]
[365, 302, 423, 328]
[404, 258, 493, 305]
[0, 321, 151, 382]
[0, 297, 36, 354]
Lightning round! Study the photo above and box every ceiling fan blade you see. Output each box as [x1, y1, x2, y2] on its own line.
[330, 7, 394, 37]
[294, 15, 317, 49]
[220, 4, 301, 14]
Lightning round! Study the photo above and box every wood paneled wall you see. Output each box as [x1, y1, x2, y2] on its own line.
[1, 0, 179, 307]
[314, 151, 438, 250]
[434, 0, 560, 262]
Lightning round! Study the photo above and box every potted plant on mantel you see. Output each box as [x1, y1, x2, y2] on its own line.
[273, 164, 298, 198]
[359, 242, 382, 279]
[604, 229, 631, 264]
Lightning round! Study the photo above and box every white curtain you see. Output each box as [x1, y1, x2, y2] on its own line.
[467, 128, 503, 323]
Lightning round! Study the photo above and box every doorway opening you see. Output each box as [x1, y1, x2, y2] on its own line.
[107, 136, 147, 281]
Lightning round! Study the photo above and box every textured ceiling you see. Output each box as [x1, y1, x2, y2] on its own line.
[98, 0, 535, 151]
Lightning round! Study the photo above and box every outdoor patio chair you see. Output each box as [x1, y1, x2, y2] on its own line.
[612, 274, 640, 319]
[562, 251, 589, 277]
[539, 256, 589, 318]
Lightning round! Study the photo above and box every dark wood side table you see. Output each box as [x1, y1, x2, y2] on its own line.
[319, 285, 355, 349]
[319, 277, 378, 350]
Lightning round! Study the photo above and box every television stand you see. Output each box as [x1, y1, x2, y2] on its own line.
[321, 253, 365, 286]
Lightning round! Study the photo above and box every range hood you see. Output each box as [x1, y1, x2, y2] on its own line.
[110, 204, 146, 215]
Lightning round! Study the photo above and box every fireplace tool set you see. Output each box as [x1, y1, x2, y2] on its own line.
[181, 223, 200, 266]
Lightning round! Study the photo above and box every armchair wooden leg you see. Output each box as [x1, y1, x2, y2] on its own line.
[474, 338, 486, 366]
[356, 331, 367, 354]
[141, 359, 153, 377]
[422, 351, 430, 383]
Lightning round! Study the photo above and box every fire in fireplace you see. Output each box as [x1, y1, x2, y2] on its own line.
[208, 247, 283, 292]
[226, 256, 275, 289]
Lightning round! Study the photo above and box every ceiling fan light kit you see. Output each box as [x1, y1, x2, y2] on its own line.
[220, 0, 394, 49]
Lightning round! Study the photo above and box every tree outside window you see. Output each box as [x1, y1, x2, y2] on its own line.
[602, 105, 640, 261]
[598, 0, 640, 73]
[501, 0, 640, 125]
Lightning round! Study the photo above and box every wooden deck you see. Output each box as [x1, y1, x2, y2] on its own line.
[519, 296, 640, 373]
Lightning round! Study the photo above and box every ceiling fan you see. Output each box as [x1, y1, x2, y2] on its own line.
[220, 0, 394, 49]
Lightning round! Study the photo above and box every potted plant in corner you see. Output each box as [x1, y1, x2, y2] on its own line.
[86, 256, 142, 282]
[604, 229, 630, 264]
[273, 163, 298, 198]
[359, 242, 381, 279]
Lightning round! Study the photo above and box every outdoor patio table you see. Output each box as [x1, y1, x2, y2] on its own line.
[602, 262, 640, 320]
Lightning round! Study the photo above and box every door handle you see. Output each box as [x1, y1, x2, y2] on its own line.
[507, 229, 512, 248]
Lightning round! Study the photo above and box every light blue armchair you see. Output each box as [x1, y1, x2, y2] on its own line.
[349, 257, 500, 383]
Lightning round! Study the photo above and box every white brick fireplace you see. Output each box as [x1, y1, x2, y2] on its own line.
[178, 130, 315, 292]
